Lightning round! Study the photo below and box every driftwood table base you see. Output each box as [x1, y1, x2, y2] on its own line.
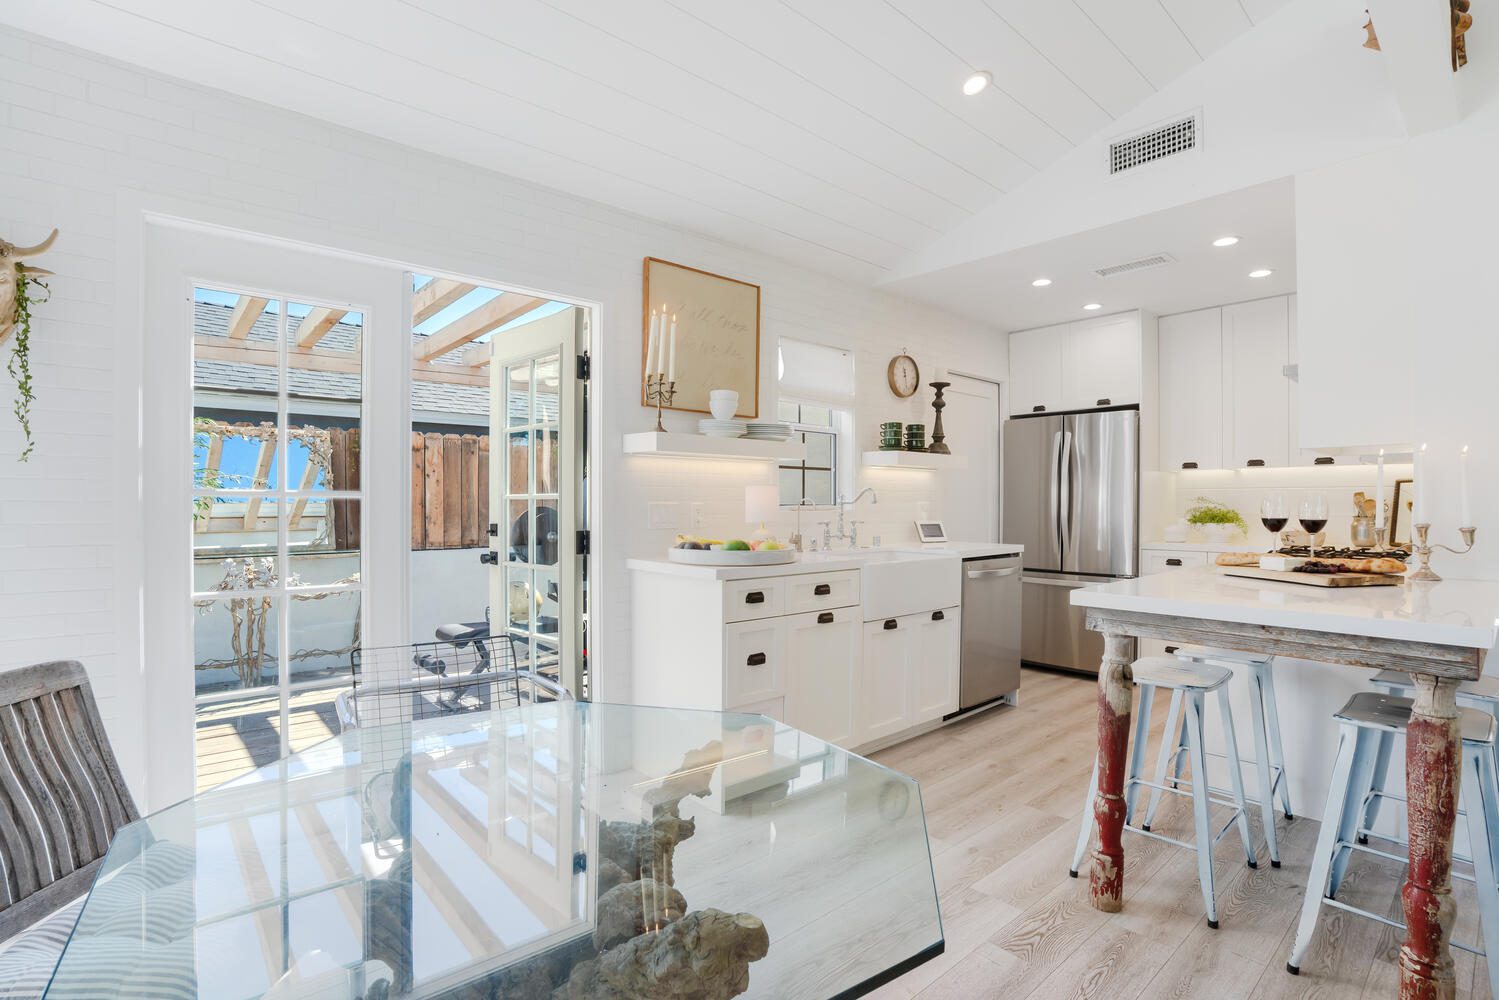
[1080, 608, 1482, 1000]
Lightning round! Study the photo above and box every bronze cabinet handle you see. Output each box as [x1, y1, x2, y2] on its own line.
[817, 612, 834, 624]
[931, 610, 945, 621]
[813, 583, 832, 596]
[745, 591, 765, 604]
[1166, 558, 1183, 567]
[883, 619, 898, 631]
[747, 652, 767, 666]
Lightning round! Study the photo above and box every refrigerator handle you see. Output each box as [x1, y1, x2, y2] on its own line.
[1048, 429, 1062, 555]
[1059, 429, 1073, 552]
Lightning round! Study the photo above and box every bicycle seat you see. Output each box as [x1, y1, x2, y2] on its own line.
[436, 622, 490, 646]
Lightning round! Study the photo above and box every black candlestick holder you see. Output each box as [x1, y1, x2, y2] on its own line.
[927, 381, 951, 455]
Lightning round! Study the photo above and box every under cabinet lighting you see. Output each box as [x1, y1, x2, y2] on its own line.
[963, 71, 991, 96]
[1082, 302, 1102, 311]
[1249, 269, 1273, 278]
[1212, 236, 1240, 247]
[1031, 277, 1052, 287]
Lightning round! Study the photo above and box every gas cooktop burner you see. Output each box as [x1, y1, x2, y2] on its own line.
[1273, 546, 1409, 562]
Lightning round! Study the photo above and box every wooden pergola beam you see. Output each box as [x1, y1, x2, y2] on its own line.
[412, 278, 477, 325]
[227, 296, 270, 340]
[459, 341, 491, 368]
[293, 307, 348, 348]
[413, 294, 547, 363]
[196, 335, 491, 388]
[243, 439, 276, 528]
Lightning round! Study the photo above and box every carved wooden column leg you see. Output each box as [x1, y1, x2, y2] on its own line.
[1399, 673, 1462, 1000]
[1090, 632, 1137, 912]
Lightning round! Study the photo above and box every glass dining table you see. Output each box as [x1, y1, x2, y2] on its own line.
[45, 701, 943, 999]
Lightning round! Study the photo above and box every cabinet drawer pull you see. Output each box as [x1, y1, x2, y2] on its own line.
[813, 583, 832, 596]
[883, 619, 898, 631]
[1166, 558, 1183, 567]
[1314, 456, 1335, 465]
[746, 652, 767, 666]
[817, 612, 834, 624]
[1096, 398, 1111, 406]
[1181, 461, 1198, 470]
[1165, 645, 1179, 654]
[1246, 458, 1265, 468]
[1032, 404, 1046, 412]
[744, 591, 765, 604]
[931, 610, 945, 621]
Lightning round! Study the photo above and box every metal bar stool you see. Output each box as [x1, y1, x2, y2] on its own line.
[1358, 669, 1499, 845]
[1070, 656, 1258, 928]
[1140, 645, 1294, 867]
[1287, 691, 1499, 998]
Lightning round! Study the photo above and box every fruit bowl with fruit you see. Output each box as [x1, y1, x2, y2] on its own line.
[667, 534, 798, 566]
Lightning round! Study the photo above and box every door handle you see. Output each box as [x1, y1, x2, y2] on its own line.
[1048, 429, 1062, 556]
[813, 583, 832, 596]
[744, 591, 765, 604]
[746, 652, 767, 666]
[931, 610, 945, 621]
[883, 619, 898, 630]
[966, 567, 1019, 579]
[479, 551, 499, 565]
[1059, 429, 1073, 550]
[817, 612, 834, 624]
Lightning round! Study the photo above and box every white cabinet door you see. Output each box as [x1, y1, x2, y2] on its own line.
[724, 617, 786, 707]
[1063, 313, 1140, 410]
[1158, 308, 1224, 471]
[1008, 327, 1065, 415]
[1285, 294, 1340, 466]
[1223, 297, 1290, 468]
[859, 617, 913, 744]
[909, 608, 960, 725]
[784, 607, 859, 746]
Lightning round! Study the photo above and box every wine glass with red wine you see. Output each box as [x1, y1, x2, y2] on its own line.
[1299, 493, 1329, 560]
[1261, 493, 1289, 552]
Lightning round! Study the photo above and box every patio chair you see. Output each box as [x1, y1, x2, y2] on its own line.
[0, 660, 140, 997]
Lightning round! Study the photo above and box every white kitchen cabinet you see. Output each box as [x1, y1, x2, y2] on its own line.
[1064, 313, 1141, 411]
[909, 608, 961, 725]
[783, 607, 859, 746]
[1158, 308, 1224, 471]
[1285, 294, 1342, 466]
[1007, 327, 1064, 415]
[1141, 549, 1208, 574]
[1009, 313, 1144, 416]
[1223, 297, 1290, 469]
[859, 617, 914, 744]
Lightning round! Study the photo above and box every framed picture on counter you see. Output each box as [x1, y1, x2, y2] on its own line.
[1390, 478, 1415, 547]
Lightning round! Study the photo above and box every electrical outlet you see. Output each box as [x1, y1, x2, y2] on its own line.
[648, 502, 678, 530]
[691, 503, 706, 530]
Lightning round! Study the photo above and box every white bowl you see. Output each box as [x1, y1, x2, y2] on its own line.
[709, 389, 740, 421]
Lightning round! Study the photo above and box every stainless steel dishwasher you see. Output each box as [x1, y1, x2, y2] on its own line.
[953, 552, 1023, 715]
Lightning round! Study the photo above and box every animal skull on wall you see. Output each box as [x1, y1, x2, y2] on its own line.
[0, 229, 58, 346]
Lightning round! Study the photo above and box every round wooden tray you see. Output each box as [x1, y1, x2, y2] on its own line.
[667, 547, 798, 566]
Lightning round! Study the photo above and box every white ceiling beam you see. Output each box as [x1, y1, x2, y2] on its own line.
[412, 279, 477, 325]
[292, 307, 348, 348]
[227, 295, 270, 340]
[413, 294, 547, 363]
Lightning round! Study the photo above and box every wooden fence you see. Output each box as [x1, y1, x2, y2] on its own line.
[411, 432, 490, 550]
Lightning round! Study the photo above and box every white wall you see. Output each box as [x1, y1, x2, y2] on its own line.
[0, 28, 1005, 801]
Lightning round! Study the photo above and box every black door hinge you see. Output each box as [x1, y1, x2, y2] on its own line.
[488, 522, 499, 537]
[577, 529, 590, 556]
[573, 851, 587, 874]
[577, 354, 590, 380]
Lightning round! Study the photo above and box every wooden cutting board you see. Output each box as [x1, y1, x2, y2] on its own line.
[1220, 566, 1402, 588]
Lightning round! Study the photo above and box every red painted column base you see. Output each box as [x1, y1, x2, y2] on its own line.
[1089, 638, 1134, 913]
[1399, 674, 1461, 1000]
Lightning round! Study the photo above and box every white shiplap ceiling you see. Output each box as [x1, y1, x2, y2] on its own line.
[1, 0, 1287, 282]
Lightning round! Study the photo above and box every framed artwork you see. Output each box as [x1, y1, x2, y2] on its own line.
[1390, 478, 1415, 547]
[641, 257, 760, 418]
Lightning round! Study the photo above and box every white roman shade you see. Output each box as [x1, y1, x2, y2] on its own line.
[778, 337, 855, 406]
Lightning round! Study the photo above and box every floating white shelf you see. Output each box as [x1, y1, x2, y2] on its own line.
[861, 450, 968, 470]
[623, 431, 806, 461]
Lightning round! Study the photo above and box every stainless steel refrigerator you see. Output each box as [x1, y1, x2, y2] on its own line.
[1002, 407, 1138, 675]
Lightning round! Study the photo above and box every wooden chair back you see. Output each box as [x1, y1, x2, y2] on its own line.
[0, 660, 139, 940]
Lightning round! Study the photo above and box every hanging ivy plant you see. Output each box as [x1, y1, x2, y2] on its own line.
[9, 269, 47, 462]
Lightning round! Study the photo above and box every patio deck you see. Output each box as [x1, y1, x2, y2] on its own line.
[194, 686, 343, 792]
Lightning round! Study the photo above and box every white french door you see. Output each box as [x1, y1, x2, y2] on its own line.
[489, 307, 587, 699]
[144, 223, 406, 807]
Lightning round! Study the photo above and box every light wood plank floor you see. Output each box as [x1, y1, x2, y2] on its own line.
[867, 668, 1491, 1000]
[194, 687, 341, 791]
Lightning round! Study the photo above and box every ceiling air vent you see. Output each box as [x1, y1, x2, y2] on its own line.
[1109, 114, 1198, 174]
[1093, 253, 1175, 279]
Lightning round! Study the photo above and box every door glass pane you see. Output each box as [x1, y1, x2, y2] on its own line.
[534, 429, 559, 495]
[288, 498, 360, 586]
[508, 361, 531, 426]
[193, 289, 280, 489]
[534, 500, 559, 566]
[534, 354, 560, 425]
[507, 498, 530, 563]
[193, 690, 280, 793]
[194, 419, 279, 491]
[506, 566, 532, 639]
[287, 590, 359, 689]
[194, 595, 280, 695]
[507, 430, 529, 493]
[193, 495, 278, 578]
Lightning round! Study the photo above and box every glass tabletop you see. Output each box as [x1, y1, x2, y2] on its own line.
[47, 701, 942, 999]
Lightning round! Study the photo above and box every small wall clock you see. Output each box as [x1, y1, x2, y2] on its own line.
[887, 352, 920, 398]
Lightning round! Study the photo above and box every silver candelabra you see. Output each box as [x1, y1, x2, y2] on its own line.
[646, 374, 676, 432]
[1408, 522, 1478, 583]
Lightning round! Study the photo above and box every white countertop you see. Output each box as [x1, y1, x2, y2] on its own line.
[1071, 565, 1499, 650]
[625, 548, 947, 581]
[909, 541, 1024, 559]
[1141, 540, 1250, 553]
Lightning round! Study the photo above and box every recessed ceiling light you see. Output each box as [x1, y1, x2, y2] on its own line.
[1212, 236, 1240, 247]
[1248, 268, 1273, 278]
[1083, 303, 1102, 311]
[1031, 277, 1052, 287]
[963, 71, 991, 96]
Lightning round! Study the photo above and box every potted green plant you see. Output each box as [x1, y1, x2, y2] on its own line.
[1185, 496, 1248, 543]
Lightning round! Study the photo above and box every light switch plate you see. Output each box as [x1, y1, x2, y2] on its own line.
[648, 502, 678, 530]
[691, 503, 706, 529]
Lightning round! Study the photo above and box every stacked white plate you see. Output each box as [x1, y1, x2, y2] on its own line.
[743, 422, 792, 441]
[699, 418, 747, 438]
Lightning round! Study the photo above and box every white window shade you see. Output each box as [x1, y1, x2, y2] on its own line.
[778, 338, 855, 406]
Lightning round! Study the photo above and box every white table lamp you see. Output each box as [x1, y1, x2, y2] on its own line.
[745, 484, 778, 542]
